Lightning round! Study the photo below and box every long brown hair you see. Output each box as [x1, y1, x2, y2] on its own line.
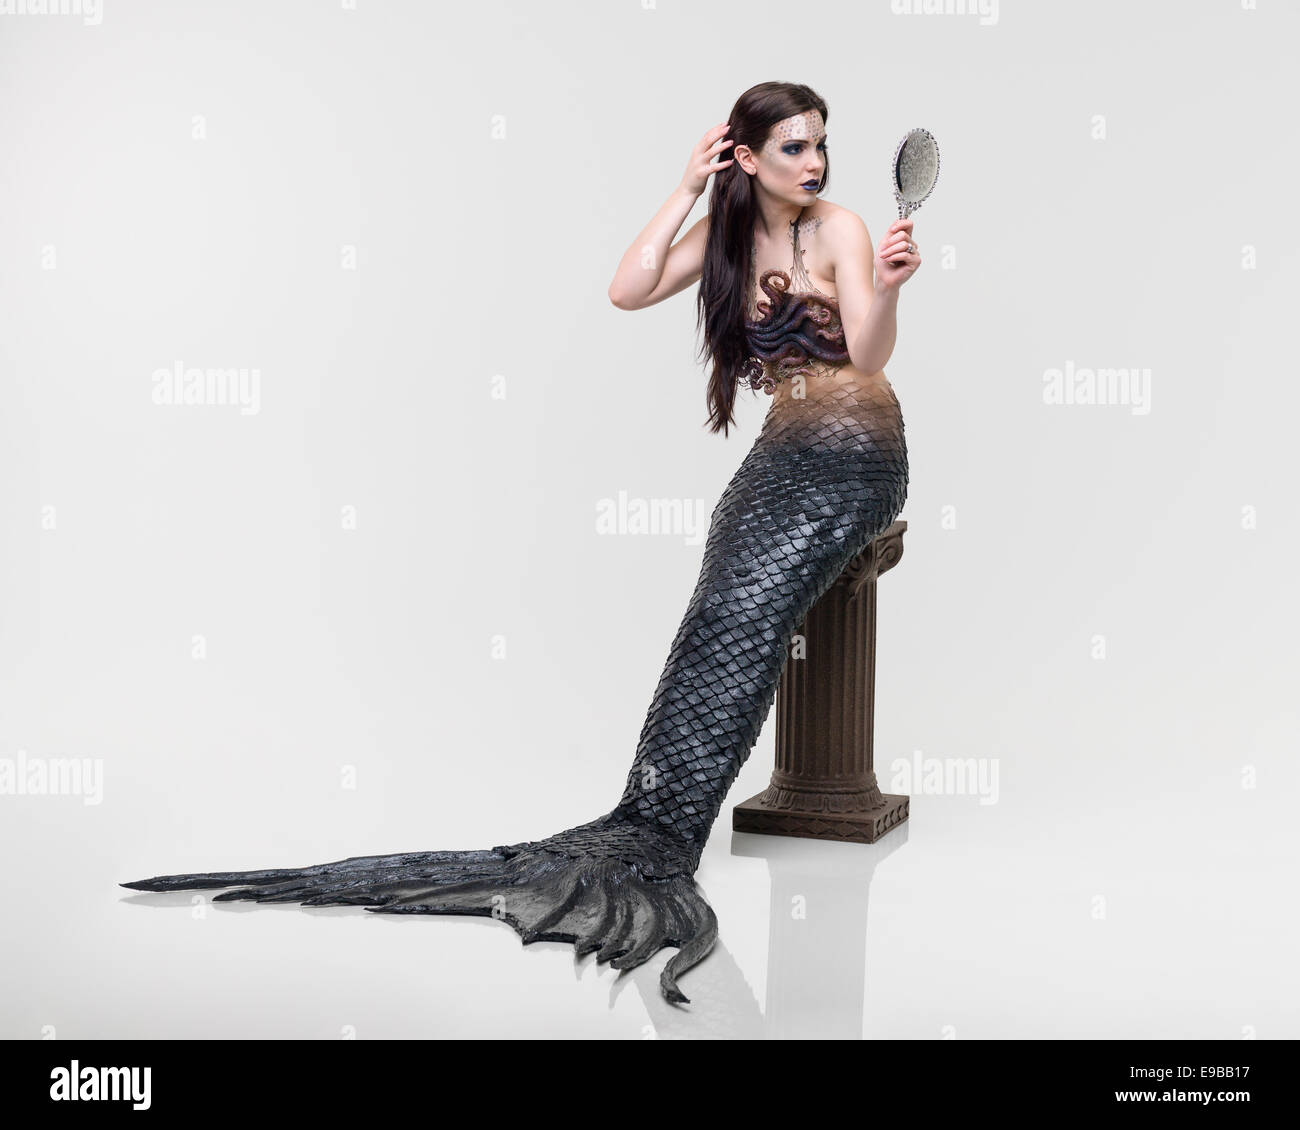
[696, 82, 830, 436]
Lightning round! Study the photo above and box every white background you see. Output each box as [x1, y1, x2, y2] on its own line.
[1, 0, 1296, 1038]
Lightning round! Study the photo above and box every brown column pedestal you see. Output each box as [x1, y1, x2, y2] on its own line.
[732, 520, 908, 845]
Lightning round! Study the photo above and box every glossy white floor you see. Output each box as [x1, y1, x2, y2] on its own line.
[2, 752, 1294, 1040]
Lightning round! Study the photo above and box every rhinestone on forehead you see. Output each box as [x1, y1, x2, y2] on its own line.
[761, 110, 825, 155]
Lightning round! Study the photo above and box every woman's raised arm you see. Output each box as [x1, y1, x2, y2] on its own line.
[607, 122, 733, 311]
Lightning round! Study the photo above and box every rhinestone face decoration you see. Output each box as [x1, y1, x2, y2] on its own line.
[760, 109, 826, 155]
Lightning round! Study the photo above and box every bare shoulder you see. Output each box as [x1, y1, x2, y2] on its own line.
[811, 201, 873, 248]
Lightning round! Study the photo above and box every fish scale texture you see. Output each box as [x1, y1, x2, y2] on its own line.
[123, 377, 908, 1005]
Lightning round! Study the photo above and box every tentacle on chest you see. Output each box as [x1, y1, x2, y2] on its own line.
[744, 270, 849, 391]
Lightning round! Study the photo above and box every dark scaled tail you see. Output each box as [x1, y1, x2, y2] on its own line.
[122, 840, 717, 1003]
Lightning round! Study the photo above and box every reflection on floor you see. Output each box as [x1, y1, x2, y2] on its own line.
[635, 826, 908, 1039]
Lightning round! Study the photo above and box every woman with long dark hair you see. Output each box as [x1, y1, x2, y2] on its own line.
[124, 81, 921, 1005]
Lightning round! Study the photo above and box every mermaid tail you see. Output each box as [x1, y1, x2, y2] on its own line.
[123, 817, 715, 1002]
[122, 380, 908, 1004]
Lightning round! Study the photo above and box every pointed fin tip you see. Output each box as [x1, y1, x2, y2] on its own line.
[659, 972, 690, 1005]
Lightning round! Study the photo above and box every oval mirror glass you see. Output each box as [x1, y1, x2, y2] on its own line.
[892, 127, 940, 219]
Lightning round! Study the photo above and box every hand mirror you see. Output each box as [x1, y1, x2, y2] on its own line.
[891, 127, 940, 219]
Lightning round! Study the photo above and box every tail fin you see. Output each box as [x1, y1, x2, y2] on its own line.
[122, 838, 716, 1003]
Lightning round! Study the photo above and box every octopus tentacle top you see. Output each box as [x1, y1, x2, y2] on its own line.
[741, 211, 850, 394]
[742, 269, 849, 394]
[123, 377, 908, 1005]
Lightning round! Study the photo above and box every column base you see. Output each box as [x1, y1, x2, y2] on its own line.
[732, 792, 909, 845]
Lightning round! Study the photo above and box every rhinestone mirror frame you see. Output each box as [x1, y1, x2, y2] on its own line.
[892, 126, 941, 220]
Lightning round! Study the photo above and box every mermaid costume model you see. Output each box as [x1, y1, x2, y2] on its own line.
[123, 214, 910, 1004]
